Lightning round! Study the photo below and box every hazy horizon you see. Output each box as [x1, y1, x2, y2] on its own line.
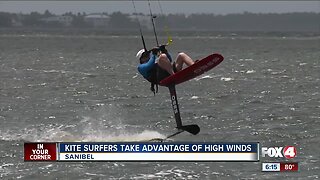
[0, 1, 319, 15]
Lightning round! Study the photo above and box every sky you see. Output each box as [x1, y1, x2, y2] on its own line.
[0, 1, 319, 15]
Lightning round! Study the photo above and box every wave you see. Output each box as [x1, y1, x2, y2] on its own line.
[0, 105, 166, 142]
[0, 125, 166, 142]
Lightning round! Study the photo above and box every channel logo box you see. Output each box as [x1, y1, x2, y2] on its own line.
[261, 146, 297, 159]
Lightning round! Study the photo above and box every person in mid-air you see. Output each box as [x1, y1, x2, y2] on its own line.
[137, 45, 194, 94]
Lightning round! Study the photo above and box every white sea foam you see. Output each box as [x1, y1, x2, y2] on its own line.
[246, 70, 256, 74]
[195, 75, 213, 81]
[0, 124, 165, 142]
[83, 130, 165, 142]
[190, 96, 199, 100]
[220, 77, 234, 82]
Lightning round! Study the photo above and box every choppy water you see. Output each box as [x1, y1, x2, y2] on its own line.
[0, 32, 319, 179]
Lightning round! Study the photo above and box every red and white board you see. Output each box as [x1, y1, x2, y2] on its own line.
[159, 53, 224, 86]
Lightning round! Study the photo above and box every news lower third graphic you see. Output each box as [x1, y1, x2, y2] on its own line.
[24, 142, 259, 161]
[24, 142, 299, 172]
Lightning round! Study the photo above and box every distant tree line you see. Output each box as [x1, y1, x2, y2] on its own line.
[0, 10, 319, 32]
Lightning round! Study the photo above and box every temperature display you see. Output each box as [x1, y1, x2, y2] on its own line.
[262, 162, 298, 172]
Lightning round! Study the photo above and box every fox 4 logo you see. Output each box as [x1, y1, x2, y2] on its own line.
[261, 146, 297, 159]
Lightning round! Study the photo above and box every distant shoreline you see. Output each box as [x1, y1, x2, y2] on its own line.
[0, 27, 319, 38]
[0, 12, 319, 33]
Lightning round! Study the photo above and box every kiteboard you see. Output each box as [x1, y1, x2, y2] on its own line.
[159, 53, 224, 86]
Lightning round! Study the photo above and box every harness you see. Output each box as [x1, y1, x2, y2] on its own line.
[146, 52, 174, 95]
[147, 65, 159, 96]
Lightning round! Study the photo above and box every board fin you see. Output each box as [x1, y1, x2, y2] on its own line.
[168, 85, 182, 127]
[169, 85, 201, 136]
[179, 124, 200, 135]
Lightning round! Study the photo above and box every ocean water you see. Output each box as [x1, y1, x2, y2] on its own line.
[0, 32, 319, 179]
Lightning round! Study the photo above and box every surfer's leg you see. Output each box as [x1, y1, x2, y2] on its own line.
[157, 54, 174, 75]
[175, 52, 194, 71]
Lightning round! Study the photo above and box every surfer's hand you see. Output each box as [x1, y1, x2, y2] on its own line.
[159, 45, 166, 50]
[151, 47, 160, 55]
[159, 45, 167, 53]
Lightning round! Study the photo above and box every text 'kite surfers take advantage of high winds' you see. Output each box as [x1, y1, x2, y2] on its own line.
[132, 0, 224, 141]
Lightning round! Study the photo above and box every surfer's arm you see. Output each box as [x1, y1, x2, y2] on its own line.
[158, 45, 172, 62]
[137, 54, 157, 78]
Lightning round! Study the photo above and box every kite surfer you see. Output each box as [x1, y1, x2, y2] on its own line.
[137, 46, 195, 94]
